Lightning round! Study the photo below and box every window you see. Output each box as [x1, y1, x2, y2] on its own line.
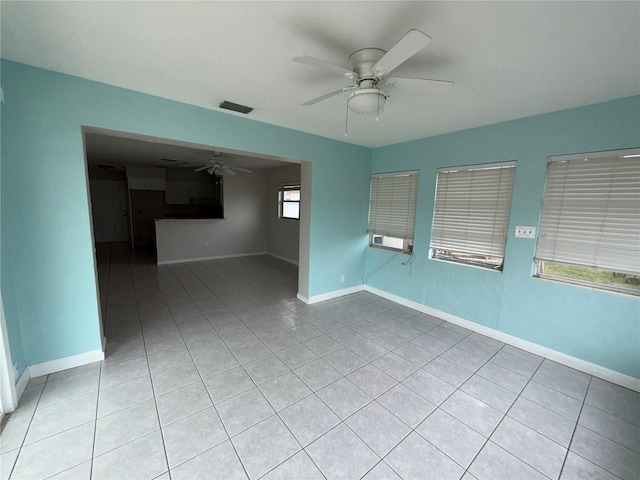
[279, 183, 300, 220]
[535, 149, 640, 295]
[430, 162, 515, 270]
[368, 171, 419, 252]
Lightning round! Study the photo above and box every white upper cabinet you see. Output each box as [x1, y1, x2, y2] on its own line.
[126, 166, 167, 191]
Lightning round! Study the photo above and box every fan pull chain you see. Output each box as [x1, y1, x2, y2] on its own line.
[344, 102, 349, 136]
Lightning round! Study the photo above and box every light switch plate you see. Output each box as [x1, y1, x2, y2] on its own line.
[515, 226, 536, 238]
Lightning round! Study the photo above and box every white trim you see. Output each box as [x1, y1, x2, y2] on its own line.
[297, 282, 639, 391]
[298, 285, 365, 305]
[268, 252, 299, 266]
[14, 369, 30, 401]
[27, 349, 104, 378]
[371, 169, 420, 178]
[438, 161, 516, 173]
[364, 285, 640, 392]
[157, 251, 268, 265]
[0, 291, 18, 415]
[549, 147, 640, 163]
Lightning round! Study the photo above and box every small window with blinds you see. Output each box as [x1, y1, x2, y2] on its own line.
[535, 149, 640, 295]
[368, 171, 419, 253]
[430, 162, 516, 270]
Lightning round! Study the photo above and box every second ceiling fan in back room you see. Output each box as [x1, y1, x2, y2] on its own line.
[293, 29, 454, 129]
[179, 153, 252, 176]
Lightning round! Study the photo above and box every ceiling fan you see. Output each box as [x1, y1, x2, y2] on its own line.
[293, 29, 454, 119]
[180, 153, 251, 176]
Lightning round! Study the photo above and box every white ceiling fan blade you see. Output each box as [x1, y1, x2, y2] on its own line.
[385, 77, 454, 93]
[302, 86, 355, 106]
[373, 29, 432, 77]
[231, 166, 252, 173]
[193, 165, 210, 172]
[221, 165, 236, 176]
[293, 55, 357, 79]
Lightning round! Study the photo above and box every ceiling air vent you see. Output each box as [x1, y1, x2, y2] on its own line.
[219, 101, 253, 114]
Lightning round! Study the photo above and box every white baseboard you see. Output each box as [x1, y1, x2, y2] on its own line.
[15, 368, 30, 402]
[298, 285, 365, 305]
[296, 293, 309, 303]
[28, 349, 105, 378]
[157, 251, 268, 265]
[363, 285, 640, 392]
[268, 252, 299, 266]
[298, 282, 639, 391]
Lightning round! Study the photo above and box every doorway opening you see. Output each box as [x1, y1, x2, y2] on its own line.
[81, 127, 311, 350]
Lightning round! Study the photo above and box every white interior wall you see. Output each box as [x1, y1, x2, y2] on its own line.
[156, 170, 269, 263]
[0, 292, 18, 418]
[297, 162, 312, 299]
[267, 164, 301, 265]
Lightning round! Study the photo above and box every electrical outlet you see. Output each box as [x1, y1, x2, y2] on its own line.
[340, 274, 345, 283]
[515, 226, 536, 238]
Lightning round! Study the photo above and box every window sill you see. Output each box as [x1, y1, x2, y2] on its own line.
[429, 256, 503, 273]
[368, 245, 413, 255]
[533, 274, 640, 298]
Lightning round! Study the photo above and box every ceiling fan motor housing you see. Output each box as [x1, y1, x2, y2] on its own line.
[347, 48, 388, 115]
[349, 48, 386, 78]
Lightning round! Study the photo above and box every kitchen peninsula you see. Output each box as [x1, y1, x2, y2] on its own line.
[155, 217, 227, 265]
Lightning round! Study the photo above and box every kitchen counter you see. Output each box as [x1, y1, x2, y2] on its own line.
[154, 217, 263, 265]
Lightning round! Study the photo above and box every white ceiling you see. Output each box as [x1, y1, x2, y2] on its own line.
[2, 1, 639, 148]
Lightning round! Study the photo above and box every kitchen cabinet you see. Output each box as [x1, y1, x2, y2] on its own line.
[128, 177, 166, 191]
[126, 166, 167, 191]
[165, 181, 190, 204]
[201, 182, 215, 198]
[188, 181, 215, 198]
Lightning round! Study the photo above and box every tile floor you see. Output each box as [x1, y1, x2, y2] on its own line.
[1, 242, 639, 480]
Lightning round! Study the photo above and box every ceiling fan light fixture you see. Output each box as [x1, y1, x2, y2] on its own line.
[347, 88, 387, 115]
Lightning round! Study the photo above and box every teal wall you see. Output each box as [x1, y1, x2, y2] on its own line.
[1, 178, 27, 378]
[0, 60, 370, 374]
[367, 96, 640, 378]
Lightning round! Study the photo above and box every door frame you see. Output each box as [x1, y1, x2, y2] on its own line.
[81, 131, 107, 352]
[0, 291, 18, 419]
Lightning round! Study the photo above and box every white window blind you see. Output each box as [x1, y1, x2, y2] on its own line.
[430, 162, 515, 258]
[536, 154, 640, 275]
[368, 171, 419, 240]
